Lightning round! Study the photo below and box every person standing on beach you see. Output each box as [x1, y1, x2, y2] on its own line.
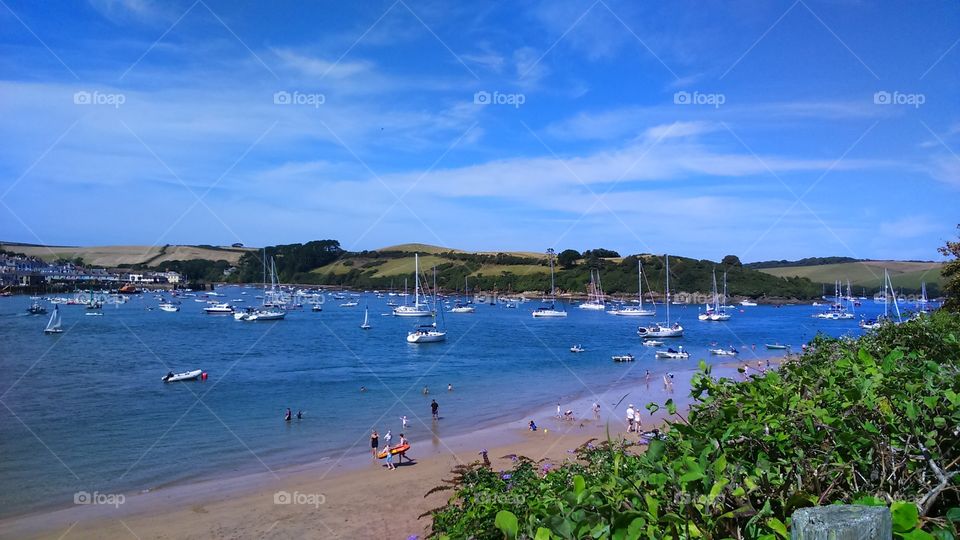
[400, 415, 408, 429]
[556, 402, 562, 419]
[384, 430, 392, 446]
[383, 444, 396, 470]
[645, 370, 651, 384]
[370, 430, 379, 459]
[626, 404, 636, 432]
[592, 401, 600, 418]
[431, 399, 439, 420]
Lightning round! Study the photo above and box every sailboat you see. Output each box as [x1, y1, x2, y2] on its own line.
[610, 258, 656, 316]
[407, 267, 446, 343]
[393, 254, 433, 317]
[44, 306, 63, 334]
[578, 270, 606, 310]
[698, 269, 731, 321]
[813, 279, 854, 320]
[861, 269, 902, 328]
[637, 255, 683, 337]
[450, 276, 476, 313]
[532, 249, 567, 318]
[360, 303, 371, 330]
[236, 254, 286, 321]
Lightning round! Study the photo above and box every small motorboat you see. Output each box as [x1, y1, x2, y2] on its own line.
[203, 303, 234, 314]
[710, 347, 739, 356]
[162, 369, 203, 383]
[570, 344, 585, 353]
[311, 304, 322, 312]
[641, 340, 663, 347]
[27, 303, 47, 315]
[85, 312, 103, 317]
[158, 303, 179, 312]
[340, 301, 359, 307]
[611, 353, 635, 362]
[765, 343, 789, 350]
[656, 347, 689, 359]
[740, 300, 757, 307]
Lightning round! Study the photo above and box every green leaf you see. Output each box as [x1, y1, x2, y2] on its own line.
[626, 518, 645, 540]
[573, 475, 585, 496]
[495, 510, 519, 539]
[666, 399, 677, 416]
[899, 529, 936, 540]
[645, 439, 666, 462]
[767, 517, 789, 539]
[891, 501, 920, 533]
[946, 507, 960, 523]
[534, 527, 552, 540]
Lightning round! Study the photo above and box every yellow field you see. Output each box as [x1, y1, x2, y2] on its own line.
[0, 244, 253, 266]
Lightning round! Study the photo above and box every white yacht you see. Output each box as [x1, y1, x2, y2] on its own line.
[532, 249, 567, 318]
[393, 254, 434, 317]
[610, 259, 656, 316]
[203, 303, 234, 314]
[637, 255, 684, 337]
[577, 270, 606, 310]
[158, 302, 179, 312]
[655, 346, 689, 359]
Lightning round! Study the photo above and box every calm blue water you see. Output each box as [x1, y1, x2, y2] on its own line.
[0, 288, 920, 517]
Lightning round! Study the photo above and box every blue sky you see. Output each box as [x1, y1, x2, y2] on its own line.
[0, 0, 957, 261]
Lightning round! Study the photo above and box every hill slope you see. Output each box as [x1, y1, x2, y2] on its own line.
[758, 260, 944, 291]
[0, 243, 253, 266]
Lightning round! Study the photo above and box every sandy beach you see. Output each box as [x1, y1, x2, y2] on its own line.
[0, 361, 776, 540]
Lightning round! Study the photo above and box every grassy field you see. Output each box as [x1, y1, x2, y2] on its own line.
[0, 243, 253, 266]
[759, 260, 945, 289]
[377, 243, 547, 259]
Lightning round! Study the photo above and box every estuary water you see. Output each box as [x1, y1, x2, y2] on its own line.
[0, 287, 913, 517]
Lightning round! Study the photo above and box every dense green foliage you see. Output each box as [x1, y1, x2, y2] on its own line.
[233, 240, 344, 283]
[745, 257, 862, 269]
[940, 225, 960, 312]
[151, 259, 233, 282]
[428, 312, 960, 539]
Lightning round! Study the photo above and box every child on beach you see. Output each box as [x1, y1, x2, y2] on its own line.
[529, 420, 537, 431]
[400, 415, 408, 429]
[383, 445, 396, 470]
[384, 430, 392, 445]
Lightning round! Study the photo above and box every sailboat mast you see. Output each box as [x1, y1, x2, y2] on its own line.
[637, 259, 643, 308]
[414, 253, 421, 310]
[665, 255, 671, 323]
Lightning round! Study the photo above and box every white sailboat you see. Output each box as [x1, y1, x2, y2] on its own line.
[610, 259, 656, 316]
[394, 254, 434, 317]
[407, 267, 446, 343]
[578, 270, 606, 310]
[236, 255, 286, 321]
[698, 269, 731, 321]
[532, 248, 567, 318]
[450, 276, 476, 313]
[637, 255, 683, 337]
[360, 304, 371, 330]
[44, 306, 63, 334]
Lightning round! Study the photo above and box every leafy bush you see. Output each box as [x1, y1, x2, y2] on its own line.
[427, 312, 960, 539]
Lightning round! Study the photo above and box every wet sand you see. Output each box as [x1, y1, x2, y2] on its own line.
[0, 360, 779, 539]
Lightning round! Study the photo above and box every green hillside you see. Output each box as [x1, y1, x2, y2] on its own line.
[759, 260, 945, 294]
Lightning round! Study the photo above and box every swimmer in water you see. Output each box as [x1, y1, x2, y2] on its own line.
[284, 408, 292, 422]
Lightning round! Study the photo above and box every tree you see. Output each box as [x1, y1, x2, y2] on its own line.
[557, 249, 580, 269]
[583, 248, 620, 259]
[939, 224, 960, 312]
[721, 255, 742, 268]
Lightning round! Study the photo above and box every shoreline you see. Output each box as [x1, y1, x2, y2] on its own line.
[0, 359, 777, 539]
